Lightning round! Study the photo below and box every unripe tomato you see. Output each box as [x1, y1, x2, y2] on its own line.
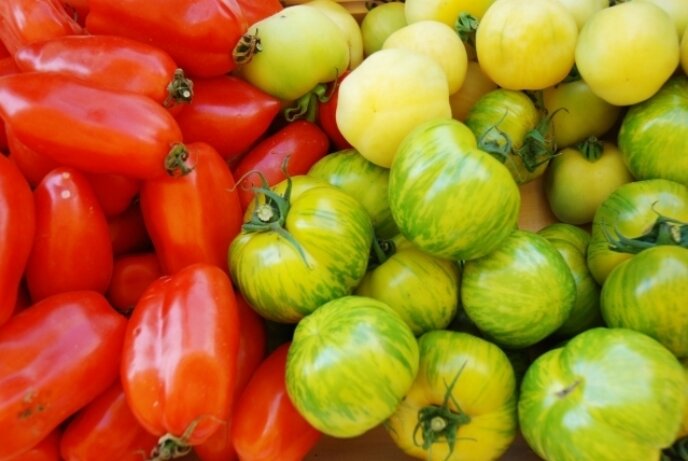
[304, 0, 364, 69]
[683, 29, 688, 75]
[360, 1, 406, 56]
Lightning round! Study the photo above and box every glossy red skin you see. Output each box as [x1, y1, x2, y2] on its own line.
[8, 430, 60, 461]
[59, 380, 159, 461]
[231, 342, 321, 461]
[0, 291, 126, 461]
[140, 142, 243, 275]
[236, 0, 282, 25]
[84, 173, 141, 218]
[232, 120, 330, 209]
[6, 127, 59, 187]
[0, 72, 186, 179]
[106, 252, 163, 314]
[316, 74, 352, 151]
[173, 75, 281, 162]
[108, 202, 153, 257]
[85, 0, 247, 78]
[0, 56, 18, 152]
[0, 155, 35, 326]
[121, 264, 240, 447]
[13, 35, 185, 105]
[26, 167, 113, 302]
[0, 0, 83, 55]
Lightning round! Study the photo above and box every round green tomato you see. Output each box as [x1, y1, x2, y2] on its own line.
[461, 229, 576, 349]
[360, 2, 407, 56]
[601, 246, 688, 358]
[519, 327, 687, 461]
[229, 175, 374, 323]
[537, 222, 591, 254]
[386, 330, 517, 461]
[236, 5, 350, 101]
[285, 295, 419, 438]
[355, 235, 461, 336]
[618, 75, 688, 186]
[388, 118, 520, 262]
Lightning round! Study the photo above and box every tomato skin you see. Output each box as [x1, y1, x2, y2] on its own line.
[6, 128, 59, 187]
[26, 167, 113, 302]
[231, 342, 321, 461]
[315, 74, 352, 151]
[10, 430, 60, 461]
[235, 0, 283, 25]
[108, 202, 153, 257]
[59, 381, 158, 461]
[140, 142, 243, 275]
[121, 264, 240, 447]
[0, 72, 187, 179]
[84, 173, 141, 218]
[0, 154, 35, 326]
[106, 252, 162, 314]
[0, 291, 127, 461]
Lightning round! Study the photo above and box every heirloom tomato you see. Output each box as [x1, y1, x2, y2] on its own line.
[601, 246, 688, 358]
[448, 61, 498, 122]
[682, 29, 688, 75]
[519, 327, 687, 461]
[304, 0, 364, 69]
[404, 0, 496, 25]
[386, 330, 517, 461]
[587, 178, 688, 284]
[285, 296, 419, 438]
[636, 0, 688, 37]
[618, 75, 688, 186]
[538, 222, 592, 256]
[551, 0, 608, 30]
[360, 1, 407, 56]
[229, 175, 374, 323]
[461, 230, 576, 349]
[388, 118, 520, 261]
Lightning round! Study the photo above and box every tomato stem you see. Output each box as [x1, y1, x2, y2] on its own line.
[455, 13, 479, 50]
[148, 433, 192, 461]
[164, 68, 194, 107]
[164, 143, 195, 176]
[603, 209, 688, 254]
[368, 238, 396, 269]
[284, 82, 331, 122]
[662, 437, 688, 461]
[515, 108, 561, 172]
[576, 137, 604, 162]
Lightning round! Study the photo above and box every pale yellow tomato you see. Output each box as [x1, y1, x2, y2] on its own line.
[449, 60, 498, 121]
[575, 1, 680, 105]
[303, 0, 364, 69]
[635, 0, 688, 37]
[360, 2, 407, 56]
[475, 0, 578, 90]
[405, 0, 497, 25]
[682, 27, 688, 75]
[552, 0, 609, 30]
[382, 20, 468, 94]
[336, 48, 452, 168]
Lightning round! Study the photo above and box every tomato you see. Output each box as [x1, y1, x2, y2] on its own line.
[85, 0, 246, 78]
[285, 295, 419, 437]
[518, 327, 687, 461]
[26, 167, 113, 302]
[5, 127, 58, 187]
[544, 139, 634, 225]
[231, 120, 330, 209]
[304, 0, 364, 69]
[360, 1, 407, 56]
[618, 75, 688, 186]
[386, 330, 517, 460]
[404, 0, 496, 24]
[388, 118, 520, 261]
[575, 1, 680, 105]
[0, 72, 190, 179]
[682, 28, 688, 75]
[10, 430, 60, 461]
[230, 175, 374, 323]
[314, 74, 352, 151]
[0, 154, 35, 326]
[173, 75, 281, 163]
[537, 222, 591, 255]
[552, 0, 608, 30]
[587, 178, 688, 285]
[231, 342, 321, 461]
[106, 252, 162, 314]
[636, 0, 688, 37]
[84, 173, 140, 218]
[121, 264, 240, 455]
[0, 291, 126, 460]
[475, 0, 577, 90]
[59, 381, 159, 461]
[336, 47, 452, 168]
[107, 202, 152, 257]
[461, 229, 576, 349]
[235, 0, 283, 25]
[448, 61, 498, 122]
[140, 142, 243, 275]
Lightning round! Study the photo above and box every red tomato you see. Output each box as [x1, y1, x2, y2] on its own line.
[59, 380, 159, 461]
[84, 173, 140, 218]
[232, 120, 330, 209]
[60, 0, 88, 26]
[121, 264, 240, 453]
[6, 127, 59, 187]
[316, 73, 352, 151]
[0, 154, 35, 326]
[235, 0, 283, 25]
[106, 252, 162, 314]
[26, 167, 113, 302]
[108, 202, 152, 257]
[0, 291, 126, 460]
[0, 72, 189, 179]
[173, 75, 282, 162]
[0, 55, 18, 152]
[85, 0, 247, 78]
[231, 342, 321, 461]
[8, 430, 60, 461]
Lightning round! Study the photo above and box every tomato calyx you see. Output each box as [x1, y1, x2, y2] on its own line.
[149, 433, 193, 461]
[662, 436, 688, 461]
[576, 136, 604, 162]
[232, 29, 263, 65]
[284, 82, 333, 122]
[603, 211, 688, 254]
[513, 109, 560, 172]
[368, 237, 396, 269]
[164, 68, 194, 107]
[455, 13, 479, 50]
[164, 144, 195, 176]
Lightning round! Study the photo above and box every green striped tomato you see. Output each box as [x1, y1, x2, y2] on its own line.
[388, 118, 520, 262]
[229, 175, 374, 323]
[386, 330, 517, 460]
[519, 327, 687, 461]
[461, 229, 576, 349]
[285, 295, 419, 438]
[537, 222, 591, 255]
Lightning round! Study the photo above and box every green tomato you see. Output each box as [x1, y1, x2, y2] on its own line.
[303, 0, 364, 69]
[519, 327, 687, 461]
[229, 175, 374, 323]
[360, 1, 407, 56]
[618, 75, 688, 186]
[601, 246, 688, 358]
[388, 118, 520, 261]
[461, 229, 576, 349]
[285, 295, 419, 438]
[386, 330, 517, 460]
[537, 222, 591, 254]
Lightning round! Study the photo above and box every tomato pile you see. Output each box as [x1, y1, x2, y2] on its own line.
[0, 0, 687, 460]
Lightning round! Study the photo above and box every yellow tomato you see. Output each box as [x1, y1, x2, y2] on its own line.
[449, 60, 498, 121]
[303, 0, 364, 69]
[682, 28, 688, 75]
[360, 2, 407, 56]
[405, 0, 497, 25]
[635, 0, 688, 37]
[552, 0, 609, 29]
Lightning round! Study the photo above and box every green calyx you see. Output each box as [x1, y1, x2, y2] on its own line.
[455, 12, 479, 49]
[604, 210, 688, 255]
[164, 68, 194, 107]
[514, 109, 561, 172]
[148, 434, 192, 461]
[284, 82, 332, 122]
[663, 437, 688, 461]
[164, 143, 195, 176]
[368, 237, 397, 270]
[576, 136, 604, 162]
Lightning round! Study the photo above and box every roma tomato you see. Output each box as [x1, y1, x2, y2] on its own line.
[231, 342, 321, 461]
[6, 127, 58, 187]
[121, 264, 240, 455]
[0, 291, 126, 460]
[108, 202, 152, 257]
[84, 173, 140, 218]
[11, 430, 60, 461]
[26, 167, 113, 302]
[285, 296, 419, 438]
[386, 330, 517, 461]
[106, 252, 162, 314]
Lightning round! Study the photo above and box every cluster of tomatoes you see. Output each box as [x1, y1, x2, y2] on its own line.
[0, 0, 687, 461]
